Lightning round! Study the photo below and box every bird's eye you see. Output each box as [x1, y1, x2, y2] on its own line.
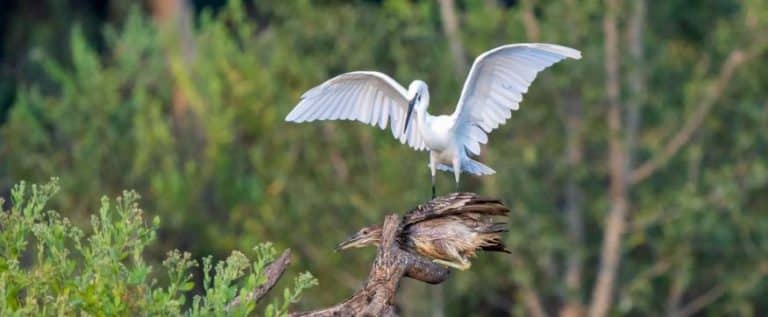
[361, 229, 368, 235]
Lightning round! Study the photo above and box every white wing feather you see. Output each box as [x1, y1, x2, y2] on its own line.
[286, 71, 427, 151]
[452, 43, 582, 155]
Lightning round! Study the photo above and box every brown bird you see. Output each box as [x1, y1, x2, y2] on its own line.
[335, 193, 510, 270]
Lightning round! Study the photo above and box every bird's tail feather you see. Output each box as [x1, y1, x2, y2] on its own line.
[463, 158, 495, 176]
[477, 222, 511, 254]
[432, 159, 495, 176]
[482, 244, 512, 254]
[482, 223, 508, 234]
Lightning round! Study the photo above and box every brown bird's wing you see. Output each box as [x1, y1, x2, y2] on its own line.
[481, 244, 512, 253]
[401, 192, 509, 227]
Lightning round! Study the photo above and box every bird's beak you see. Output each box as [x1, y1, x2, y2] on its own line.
[334, 234, 362, 252]
[403, 97, 416, 134]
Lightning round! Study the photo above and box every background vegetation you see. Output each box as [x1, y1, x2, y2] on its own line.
[1, 0, 767, 316]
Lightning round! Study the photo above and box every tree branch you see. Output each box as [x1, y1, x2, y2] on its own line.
[561, 90, 585, 317]
[510, 256, 547, 317]
[629, 47, 761, 185]
[227, 248, 292, 310]
[588, 1, 628, 316]
[625, 0, 645, 170]
[520, 0, 541, 41]
[676, 284, 727, 317]
[438, 0, 468, 77]
[291, 214, 450, 317]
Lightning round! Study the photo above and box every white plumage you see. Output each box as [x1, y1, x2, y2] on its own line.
[286, 43, 581, 196]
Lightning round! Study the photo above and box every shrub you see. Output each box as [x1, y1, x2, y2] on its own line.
[0, 178, 317, 316]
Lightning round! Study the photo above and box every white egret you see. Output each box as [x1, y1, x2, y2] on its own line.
[286, 43, 581, 197]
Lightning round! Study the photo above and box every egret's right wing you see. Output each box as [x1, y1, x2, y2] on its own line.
[285, 71, 427, 151]
[451, 43, 581, 156]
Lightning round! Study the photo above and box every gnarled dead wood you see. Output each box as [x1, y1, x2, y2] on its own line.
[290, 214, 450, 317]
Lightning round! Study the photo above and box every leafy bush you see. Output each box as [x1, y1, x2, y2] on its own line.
[0, 178, 317, 316]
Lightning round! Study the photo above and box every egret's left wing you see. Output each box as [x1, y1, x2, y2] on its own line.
[451, 43, 581, 155]
[285, 71, 427, 151]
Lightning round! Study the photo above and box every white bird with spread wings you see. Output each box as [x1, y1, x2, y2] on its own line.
[286, 43, 581, 197]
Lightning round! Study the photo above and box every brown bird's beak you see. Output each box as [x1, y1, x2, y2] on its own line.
[334, 232, 365, 252]
[334, 236, 355, 252]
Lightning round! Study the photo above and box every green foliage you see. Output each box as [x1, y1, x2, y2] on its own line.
[0, 179, 316, 316]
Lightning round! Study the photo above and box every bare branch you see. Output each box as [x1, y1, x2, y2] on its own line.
[438, 0, 468, 77]
[665, 265, 687, 316]
[510, 256, 547, 317]
[625, 0, 646, 170]
[291, 215, 451, 317]
[227, 249, 292, 310]
[588, 1, 628, 316]
[561, 91, 585, 317]
[435, 3, 468, 312]
[560, 1, 586, 315]
[629, 47, 763, 184]
[521, 286, 547, 317]
[675, 261, 768, 317]
[676, 284, 727, 317]
[521, 0, 541, 41]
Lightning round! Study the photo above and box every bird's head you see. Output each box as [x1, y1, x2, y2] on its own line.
[335, 225, 383, 251]
[404, 80, 429, 134]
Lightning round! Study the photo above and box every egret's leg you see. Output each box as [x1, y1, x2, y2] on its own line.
[430, 152, 437, 199]
[452, 158, 461, 193]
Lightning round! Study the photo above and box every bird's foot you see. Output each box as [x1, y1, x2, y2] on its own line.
[432, 259, 471, 271]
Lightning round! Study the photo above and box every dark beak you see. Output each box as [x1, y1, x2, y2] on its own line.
[403, 97, 416, 134]
[334, 234, 360, 252]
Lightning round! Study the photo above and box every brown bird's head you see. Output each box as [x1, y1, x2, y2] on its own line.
[335, 225, 383, 251]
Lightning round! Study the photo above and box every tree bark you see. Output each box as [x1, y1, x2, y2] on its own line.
[588, 1, 628, 317]
[291, 214, 450, 317]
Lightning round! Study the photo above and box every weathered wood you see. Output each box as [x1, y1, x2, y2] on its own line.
[290, 214, 450, 317]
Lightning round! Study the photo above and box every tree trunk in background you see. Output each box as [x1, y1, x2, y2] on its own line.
[561, 91, 585, 317]
[520, 0, 540, 42]
[438, 0, 468, 77]
[560, 1, 586, 316]
[149, 0, 194, 118]
[588, 0, 628, 316]
[433, 2, 467, 315]
[625, 0, 645, 169]
[148, 0, 198, 150]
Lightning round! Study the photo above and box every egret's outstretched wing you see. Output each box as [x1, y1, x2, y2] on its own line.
[286, 71, 427, 150]
[451, 43, 581, 155]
